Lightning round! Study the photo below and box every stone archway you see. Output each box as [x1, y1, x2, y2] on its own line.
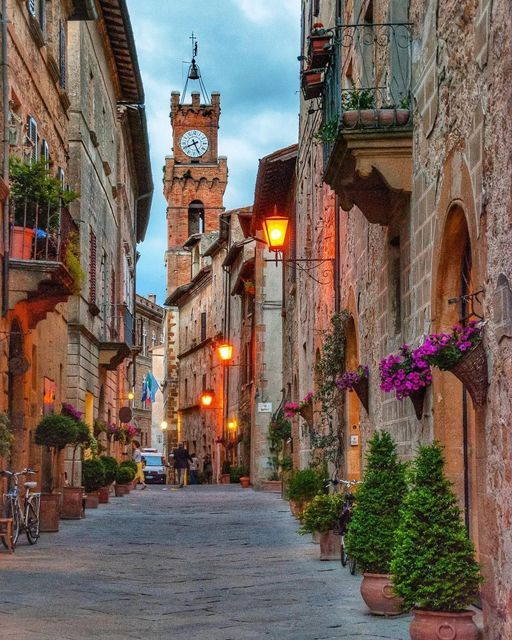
[431, 204, 483, 551]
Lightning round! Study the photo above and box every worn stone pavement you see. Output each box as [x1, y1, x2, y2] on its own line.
[0, 485, 412, 639]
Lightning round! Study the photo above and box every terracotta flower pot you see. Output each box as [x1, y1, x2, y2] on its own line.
[319, 530, 341, 561]
[98, 485, 110, 504]
[239, 476, 250, 488]
[312, 530, 321, 544]
[302, 70, 324, 99]
[289, 499, 305, 518]
[299, 403, 313, 424]
[85, 492, 99, 509]
[61, 486, 84, 520]
[114, 483, 128, 497]
[39, 492, 61, 532]
[360, 573, 404, 616]
[220, 473, 231, 485]
[261, 480, 282, 493]
[410, 609, 478, 640]
[308, 35, 332, 67]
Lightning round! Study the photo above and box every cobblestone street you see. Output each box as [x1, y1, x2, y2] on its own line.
[0, 486, 411, 639]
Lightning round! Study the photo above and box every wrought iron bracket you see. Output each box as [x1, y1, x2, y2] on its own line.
[264, 257, 334, 285]
[448, 289, 485, 322]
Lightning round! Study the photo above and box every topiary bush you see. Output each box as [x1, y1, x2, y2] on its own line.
[119, 459, 137, 476]
[82, 458, 106, 493]
[286, 468, 325, 502]
[116, 466, 134, 485]
[300, 493, 344, 534]
[345, 430, 407, 574]
[99, 456, 118, 485]
[35, 414, 78, 450]
[390, 442, 482, 611]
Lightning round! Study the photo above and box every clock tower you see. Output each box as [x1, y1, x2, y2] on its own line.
[163, 89, 228, 295]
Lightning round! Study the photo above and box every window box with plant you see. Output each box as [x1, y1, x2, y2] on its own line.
[341, 90, 411, 129]
[301, 67, 325, 100]
[300, 493, 344, 560]
[391, 443, 482, 639]
[379, 344, 432, 419]
[345, 431, 407, 615]
[307, 23, 332, 68]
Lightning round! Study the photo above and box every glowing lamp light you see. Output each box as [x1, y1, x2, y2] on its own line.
[217, 342, 234, 362]
[262, 213, 289, 252]
[227, 419, 238, 432]
[160, 421, 168, 431]
[200, 390, 214, 407]
[127, 391, 135, 401]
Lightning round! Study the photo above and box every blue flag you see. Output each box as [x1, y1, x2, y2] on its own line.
[146, 371, 160, 403]
[141, 378, 148, 404]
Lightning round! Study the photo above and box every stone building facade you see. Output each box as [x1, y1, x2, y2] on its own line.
[0, 0, 97, 479]
[65, 1, 152, 447]
[132, 294, 164, 447]
[291, 0, 512, 636]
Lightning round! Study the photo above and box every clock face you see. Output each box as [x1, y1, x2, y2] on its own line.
[180, 129, 209, 158]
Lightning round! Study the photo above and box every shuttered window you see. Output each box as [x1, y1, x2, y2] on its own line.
[200, 311, 207, 342]
[89, 228, 97, 304]
[38, 0, 46, 33]
[27, 0, 36, 17]
[27, 116, 38, 164]
[40, 139, 49, 163]
[58, 21, 66, 89]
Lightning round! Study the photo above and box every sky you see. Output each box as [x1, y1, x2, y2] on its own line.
[126, 0, 301, 304]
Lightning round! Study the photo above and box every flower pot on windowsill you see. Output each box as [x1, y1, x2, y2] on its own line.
[301, 69, 324, 100]
[410, 609, 478, 640]
[360, 573, 404, 616]
[308, 34, 332, 67]
[449, 339, 488, 407]
[342, 108, 411, 129]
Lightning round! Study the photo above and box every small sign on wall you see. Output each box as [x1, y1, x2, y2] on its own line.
[257, 402, 273, 413]
[350, 435, 359, 446]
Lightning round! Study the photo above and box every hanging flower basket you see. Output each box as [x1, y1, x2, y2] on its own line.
[449, 339, 488, 406]
[353, 376, 369, 413]
[308, 34, 332, 67]
[284, 392, 314, 424]
[336, 366, 369, 412]
[409, 388, 426, 420]
[299, 403, 314, 424]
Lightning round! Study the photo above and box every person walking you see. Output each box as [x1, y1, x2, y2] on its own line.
[132, 440, 146, 490]
[203, 453, 213, 484]
[172, 442, 192, 488]
[189, 453, 199, 485]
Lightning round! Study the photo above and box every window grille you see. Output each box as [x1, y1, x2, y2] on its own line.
[89, 228, 97, 304]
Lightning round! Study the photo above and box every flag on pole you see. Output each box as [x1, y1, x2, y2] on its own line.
[141, 377, 148, 404]
[146, 371, 160, 403]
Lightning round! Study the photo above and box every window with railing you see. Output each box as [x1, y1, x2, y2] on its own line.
[322, 22, 412, 161]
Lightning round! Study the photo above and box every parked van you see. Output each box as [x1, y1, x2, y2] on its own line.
[141, 448, 167, 484]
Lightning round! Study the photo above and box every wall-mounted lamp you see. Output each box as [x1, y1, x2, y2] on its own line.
[217, 342, 234, 362]
[160, 420, 168, 431]
[227, 418, 237, 432]
[200, 390, 215, 407]
[127, 391, 135, 401]
[262, 207, 289, 253]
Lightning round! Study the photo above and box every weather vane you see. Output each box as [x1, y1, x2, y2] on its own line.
[181, 32, 209, 104]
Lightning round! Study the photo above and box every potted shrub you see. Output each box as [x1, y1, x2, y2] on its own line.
[422, 321, 488, 406]
[114, 465, 133, 496]
[286, 468, 325, 518]
[220, 460, 231, 485]
[345, 431, 407, 615]
[0, 413, 14, 459]
[62, 419, 90, 520]
[379, 344, 432, 419]
[35, 414, 78, 531]
[300, 493, 344, 560]
[238, 467, 250, 489]
[82, 458, 105, 509]
[391, 443, 482, 639]
[341, 89, 411, 129]
[119, 459, 137, 491]
[98, 456, 118, 503]
[336, 365, 369, 412]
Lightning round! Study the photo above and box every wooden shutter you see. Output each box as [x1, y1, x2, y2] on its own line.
[40, 139, 49, 162]
[27, 0, 36, 17]
[27, 116, 38, 163]
[38, 0, 46, 33]
[58, 21, 66, 89]
[89, 228, 97, 304]
[200, 311, 207, 342]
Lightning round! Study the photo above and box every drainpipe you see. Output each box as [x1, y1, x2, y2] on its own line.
[1, 0, 9, 317]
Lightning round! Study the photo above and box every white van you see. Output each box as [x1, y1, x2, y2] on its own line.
[141, 448, 167, 484]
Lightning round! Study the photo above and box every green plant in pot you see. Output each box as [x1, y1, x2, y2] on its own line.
[0, 413, 14, 458]
[300, 493, 344, 560]
[345, 430, 407, 615]
[390, 443, 482, 639]
[115, 465, 134, 496]
[61, 419, 91, 520]
[82, 458, 105, 493]
[100, 456, 118, 485]
[286, 468, 325, 518]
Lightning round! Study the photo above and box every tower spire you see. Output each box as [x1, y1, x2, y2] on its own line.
[181, 33, 209, 104]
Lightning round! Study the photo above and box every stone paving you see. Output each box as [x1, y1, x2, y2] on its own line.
[0, 485, 412, 639]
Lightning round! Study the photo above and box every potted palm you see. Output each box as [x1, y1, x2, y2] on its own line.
[345, 431, 406, 615]
[391, 443, 482, 639]
[114, 465, 133, 496]
[286, 468, 325, 518]
[300, 493, 344, 560]
[35, 414, 78, 531]
[62, 419, 90, 520]
[98, 456, 118, 503]
[82, 458, 105, 509]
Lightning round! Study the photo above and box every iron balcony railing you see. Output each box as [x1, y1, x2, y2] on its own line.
[322, 22, 413, 163]
[10, 201, 77, 262]
[102, 303, 134, 348]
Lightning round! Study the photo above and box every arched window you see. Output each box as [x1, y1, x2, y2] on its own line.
[188, 200, 205, 236]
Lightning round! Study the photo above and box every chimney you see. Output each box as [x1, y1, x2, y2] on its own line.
[148, 294, 156, 304]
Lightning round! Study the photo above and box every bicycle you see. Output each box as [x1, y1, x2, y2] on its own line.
[328, 475, 361, 575]
[1, 467, 41, 547]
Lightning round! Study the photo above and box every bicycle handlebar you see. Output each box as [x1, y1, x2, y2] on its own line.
[0, 467, 36, 478]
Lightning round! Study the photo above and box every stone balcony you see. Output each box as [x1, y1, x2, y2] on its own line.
[99, 304, 134, 370]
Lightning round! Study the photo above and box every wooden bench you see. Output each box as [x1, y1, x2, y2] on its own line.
[0, 518, 14, 552]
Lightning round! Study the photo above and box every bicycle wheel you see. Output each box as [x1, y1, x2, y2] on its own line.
[25, 501, 40, 545]
[349, 555, 357, 575]
[340, 536, 348, 567]
[4, 500, 21, 547]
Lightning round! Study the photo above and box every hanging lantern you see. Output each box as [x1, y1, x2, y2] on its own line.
[200, 390, 215, 407]
[262, 210, 289, 252]
[217, 342, 234, 362]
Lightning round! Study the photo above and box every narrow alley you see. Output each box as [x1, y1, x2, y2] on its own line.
[0, 487, 410, 640]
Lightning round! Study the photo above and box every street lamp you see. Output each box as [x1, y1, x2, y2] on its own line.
[160, 420, 168, 431]
[127, 391, 135, 401]
[227, 418, 237, 432]
[217, 342, 234, 362]
[262, 211, 289, 253]
[200, 390, 215, 407]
